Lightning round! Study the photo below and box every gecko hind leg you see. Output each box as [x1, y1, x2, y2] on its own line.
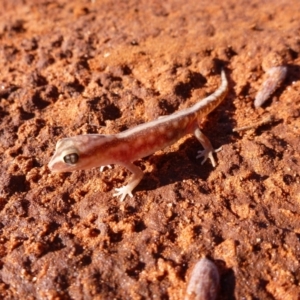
[194, 128, 222, 167]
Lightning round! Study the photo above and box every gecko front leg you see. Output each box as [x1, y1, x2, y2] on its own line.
[113, 162, 144, 201]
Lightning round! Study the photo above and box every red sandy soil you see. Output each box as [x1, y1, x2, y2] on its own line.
[0, 0, 299, 299]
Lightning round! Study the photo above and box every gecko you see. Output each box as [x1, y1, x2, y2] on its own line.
[48, 70, 228, 201]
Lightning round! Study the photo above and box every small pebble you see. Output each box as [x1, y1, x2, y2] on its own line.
[185, 257, 219, 300]
[254, 65, 287, 108]
[254, 52, 288, 108]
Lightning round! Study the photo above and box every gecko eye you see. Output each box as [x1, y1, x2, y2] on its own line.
[63, 153, 79, 165]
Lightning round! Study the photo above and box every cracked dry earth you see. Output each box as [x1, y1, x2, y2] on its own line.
[0, 0, 300, 299]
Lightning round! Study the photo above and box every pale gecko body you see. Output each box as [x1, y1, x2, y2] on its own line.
[48, 70, 228, 201]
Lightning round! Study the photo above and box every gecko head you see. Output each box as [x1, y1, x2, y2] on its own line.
[48, 135, 110, 172]
[48, 138, 81, 172]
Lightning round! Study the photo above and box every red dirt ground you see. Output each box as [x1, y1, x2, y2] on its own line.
[0, 0, 299, 299]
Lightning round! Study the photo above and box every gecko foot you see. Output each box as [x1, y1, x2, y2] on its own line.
[113, 185, 133, 202]
[196, 146, 222, 167]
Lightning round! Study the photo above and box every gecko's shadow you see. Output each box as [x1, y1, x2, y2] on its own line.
[136, 137, 228, 194]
